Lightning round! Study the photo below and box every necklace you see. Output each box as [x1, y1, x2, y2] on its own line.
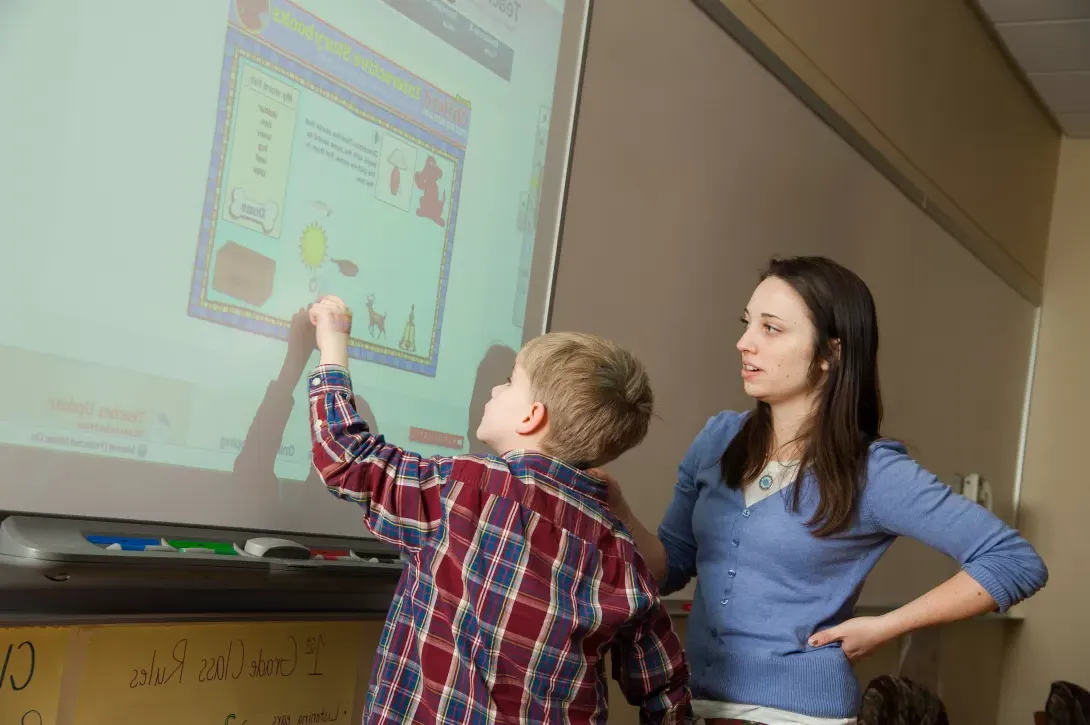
[757, 459, 798, 491]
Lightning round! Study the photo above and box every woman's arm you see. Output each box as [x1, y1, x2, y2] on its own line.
[862, 445, 1048, 611]
[595, 474, 670, 582]
[594, 412, 739, 593]
[813, 444, 1048, 658]
[809, 570, 997, 660]
[884, 570, 997, 631]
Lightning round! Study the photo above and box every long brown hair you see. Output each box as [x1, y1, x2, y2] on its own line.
[721, 256, 883, 536]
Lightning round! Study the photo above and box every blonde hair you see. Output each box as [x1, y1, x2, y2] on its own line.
[518, 332, 653, 467]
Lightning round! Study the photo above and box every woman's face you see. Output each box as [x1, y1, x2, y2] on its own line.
[736, 276, 826, 407]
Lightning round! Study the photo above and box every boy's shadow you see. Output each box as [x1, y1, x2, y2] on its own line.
[231, 310, 374, 490]
[466, 344, 517, 455]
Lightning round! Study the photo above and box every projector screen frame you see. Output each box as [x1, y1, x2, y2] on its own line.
[522, 0, 596, 342]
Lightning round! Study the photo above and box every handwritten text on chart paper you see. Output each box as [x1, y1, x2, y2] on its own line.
[0, 627, 69, 725]
[74, 621, 365, 724]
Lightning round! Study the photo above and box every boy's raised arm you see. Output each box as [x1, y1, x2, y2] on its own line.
[308, 297, 454, 552]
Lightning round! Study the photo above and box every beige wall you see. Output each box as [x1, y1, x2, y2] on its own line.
[997, 139, 1090, 724]
[713, 0, 1061, 295]
[551, 1, 1045, 722]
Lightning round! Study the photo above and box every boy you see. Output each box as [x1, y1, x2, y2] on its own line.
[307, 295, 691, 725]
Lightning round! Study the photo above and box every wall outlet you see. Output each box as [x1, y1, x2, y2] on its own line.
[961, 473, 981, 505]
[977, 479, 993, 511]
[947, 472, 992, 510]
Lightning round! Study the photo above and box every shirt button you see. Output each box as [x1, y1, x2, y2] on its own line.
[728, 570, 736, 578]
[732, 538, 740, 547]
[742, 509, 751, 518]
[710, 628, 718, 637]
[311, 377, 321, 387]
[720, 597, 729, 605]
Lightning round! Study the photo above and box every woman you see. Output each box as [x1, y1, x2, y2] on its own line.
[601, 256, 1047, 725]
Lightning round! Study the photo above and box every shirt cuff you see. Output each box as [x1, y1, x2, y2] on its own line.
[307, 364, 353, 397]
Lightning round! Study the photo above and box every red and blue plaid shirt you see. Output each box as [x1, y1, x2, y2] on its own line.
[308, 364, 692, 724]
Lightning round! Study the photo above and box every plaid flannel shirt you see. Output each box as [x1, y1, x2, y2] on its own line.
[308, 364, 692, 724]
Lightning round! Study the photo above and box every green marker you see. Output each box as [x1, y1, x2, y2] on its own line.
[165, 539, 237, 555]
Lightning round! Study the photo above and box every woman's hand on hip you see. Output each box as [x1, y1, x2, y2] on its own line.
[809, 616, 898, 662]
[810, 571, 999, 662]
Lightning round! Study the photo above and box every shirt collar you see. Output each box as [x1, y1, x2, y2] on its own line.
[500, 449, 608, 505]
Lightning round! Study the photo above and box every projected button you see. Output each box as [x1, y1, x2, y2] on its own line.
[409, 426, 465, 450]
[378, 0, 514, 80]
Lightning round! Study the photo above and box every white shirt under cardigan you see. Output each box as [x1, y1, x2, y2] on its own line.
[658, 411, 1047, 721]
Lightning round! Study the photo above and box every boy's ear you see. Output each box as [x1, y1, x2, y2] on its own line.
[515, 401, 548, 436]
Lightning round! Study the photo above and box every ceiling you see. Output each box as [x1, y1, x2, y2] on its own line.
[975, 0, 1090, 137]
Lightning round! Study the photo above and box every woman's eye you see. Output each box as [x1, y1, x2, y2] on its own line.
[764, 324, 779, 334]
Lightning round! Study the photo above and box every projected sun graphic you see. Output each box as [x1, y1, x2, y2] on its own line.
[299, 223, 327, 270]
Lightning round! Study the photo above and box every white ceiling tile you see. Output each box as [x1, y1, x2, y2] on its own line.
[997, 19, 1090, 72]
[978, 0, 1090, 23]
[1059, 112, 1090, 136]
[1029, 71, 1090, 113]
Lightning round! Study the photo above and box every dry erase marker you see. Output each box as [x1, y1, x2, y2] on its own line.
[164, 539, 237, 555]
[86, 535, 161, 551]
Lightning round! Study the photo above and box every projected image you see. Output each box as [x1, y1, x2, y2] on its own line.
[0, 0, 577, 531]
[188, 3, 468, 377]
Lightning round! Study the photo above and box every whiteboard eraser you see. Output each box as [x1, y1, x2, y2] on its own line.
[238, 537, 311, 559]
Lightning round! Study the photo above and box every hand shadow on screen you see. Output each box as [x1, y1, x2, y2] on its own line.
[230, 314, 517, 509]
[229, 308, 379, 510]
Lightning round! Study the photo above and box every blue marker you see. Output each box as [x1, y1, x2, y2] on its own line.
[86, 535, 162, 551]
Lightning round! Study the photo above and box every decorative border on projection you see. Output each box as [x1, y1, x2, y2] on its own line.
[188, 8, 469, 377]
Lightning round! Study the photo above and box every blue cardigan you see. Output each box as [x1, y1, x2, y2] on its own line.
[657, 411, 1047, 718]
